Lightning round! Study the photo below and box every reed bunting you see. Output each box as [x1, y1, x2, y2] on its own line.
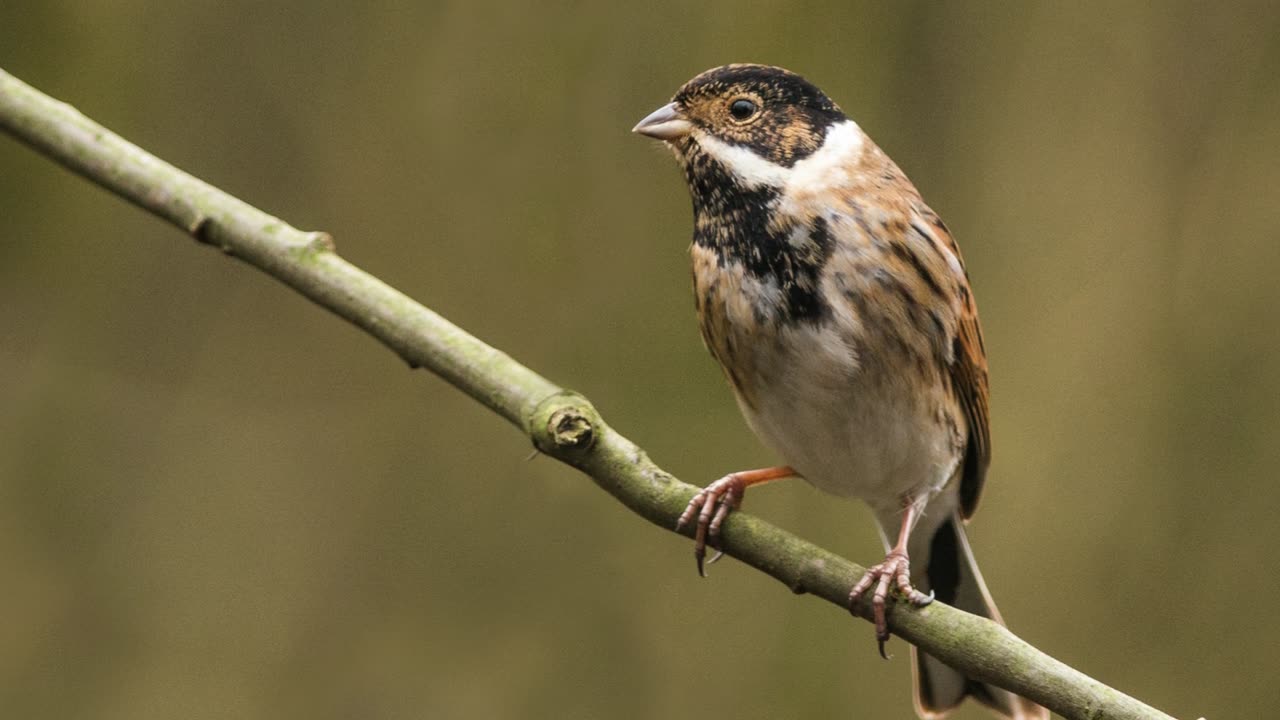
[633, 64, 1046, 720]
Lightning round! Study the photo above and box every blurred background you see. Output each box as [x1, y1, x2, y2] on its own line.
[2, 2, 1276, 718]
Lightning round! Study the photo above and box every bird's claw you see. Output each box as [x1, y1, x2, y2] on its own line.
[675, 473, 748, 577]
[846, 550, 934, 656]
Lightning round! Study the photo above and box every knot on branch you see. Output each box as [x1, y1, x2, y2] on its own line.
[549, 407, 593, 449]
[528, 391, 599, 458]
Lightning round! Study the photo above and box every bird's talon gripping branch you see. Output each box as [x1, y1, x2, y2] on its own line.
[675, 466, 794, 577]
[676, 473, 746, 577]
[847, 550, 934, 653]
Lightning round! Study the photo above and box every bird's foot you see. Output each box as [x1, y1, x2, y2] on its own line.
[847, 550, 934, 658]
[675, 473, 751, 577]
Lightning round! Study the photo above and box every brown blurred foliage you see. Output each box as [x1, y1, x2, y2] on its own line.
[2, 2, 1277, 718]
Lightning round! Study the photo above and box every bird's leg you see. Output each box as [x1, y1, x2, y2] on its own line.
[848, 501, 935, 657]
[676, 466, 795, 577]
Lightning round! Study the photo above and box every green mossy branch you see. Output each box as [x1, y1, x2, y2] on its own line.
[0, 68, 1187, 720]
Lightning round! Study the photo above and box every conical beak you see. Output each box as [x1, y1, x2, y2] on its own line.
[632, 102, 692, 140]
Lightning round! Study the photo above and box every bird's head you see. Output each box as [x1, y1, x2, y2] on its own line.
[633, 64, 854, 194]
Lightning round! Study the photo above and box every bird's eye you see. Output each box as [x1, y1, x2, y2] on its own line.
[729, 98, 758, 121]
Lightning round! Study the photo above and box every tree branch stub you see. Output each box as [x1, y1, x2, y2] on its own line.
[528, 391, 599, 458]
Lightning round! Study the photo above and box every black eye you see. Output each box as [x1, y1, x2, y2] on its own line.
[729, 98, 758, 121]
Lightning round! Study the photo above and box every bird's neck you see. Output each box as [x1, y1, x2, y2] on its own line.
[681, 150, 832, 323]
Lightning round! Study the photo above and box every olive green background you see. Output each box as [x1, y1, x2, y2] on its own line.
[2, 2, 1276, 718]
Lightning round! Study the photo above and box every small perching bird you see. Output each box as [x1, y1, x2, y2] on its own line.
[633, 64, 1047, 720]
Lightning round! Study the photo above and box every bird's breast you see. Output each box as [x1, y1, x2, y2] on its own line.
[691, 240, 857, 408]
[689, 212, 967, 508]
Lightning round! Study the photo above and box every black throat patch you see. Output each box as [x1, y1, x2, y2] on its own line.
[680, 142, 833, 323]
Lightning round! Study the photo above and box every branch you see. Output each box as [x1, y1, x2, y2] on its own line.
[0, 68, 1186, 720]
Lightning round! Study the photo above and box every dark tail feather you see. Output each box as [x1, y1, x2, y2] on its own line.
[909, 513, 1048, 720]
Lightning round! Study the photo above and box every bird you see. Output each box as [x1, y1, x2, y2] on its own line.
[632, 64, 1047, 720]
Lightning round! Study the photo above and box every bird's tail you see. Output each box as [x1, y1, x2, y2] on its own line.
[908, 513, 1049, 720]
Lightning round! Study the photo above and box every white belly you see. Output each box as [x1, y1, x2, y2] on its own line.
[733, 321, 961, 517]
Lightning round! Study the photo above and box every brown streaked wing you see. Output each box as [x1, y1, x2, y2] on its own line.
[935, 218, 991, 520]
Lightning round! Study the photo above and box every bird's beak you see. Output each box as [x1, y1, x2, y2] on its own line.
[632, 102, 692, 140]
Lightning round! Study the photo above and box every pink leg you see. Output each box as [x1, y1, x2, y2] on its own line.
[675, 466, 795, 576]
[847, 502, 935, 657]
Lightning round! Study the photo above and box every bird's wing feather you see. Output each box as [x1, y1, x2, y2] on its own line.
[953, 296, 990, 519]
[928, 212, 991, 520]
